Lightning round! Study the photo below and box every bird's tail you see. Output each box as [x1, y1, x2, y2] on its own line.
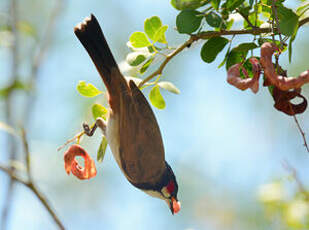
[74, 14, 124, 94]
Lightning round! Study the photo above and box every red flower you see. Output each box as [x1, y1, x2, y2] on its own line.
[64, 144, 97, 180]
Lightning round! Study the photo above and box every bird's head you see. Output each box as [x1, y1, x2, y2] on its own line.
[141, 162, 180, 214]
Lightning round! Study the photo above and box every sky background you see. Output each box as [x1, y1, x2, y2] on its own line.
[0, 0, 309, 229]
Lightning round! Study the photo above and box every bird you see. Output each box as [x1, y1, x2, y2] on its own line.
[74, 14, 180, 214]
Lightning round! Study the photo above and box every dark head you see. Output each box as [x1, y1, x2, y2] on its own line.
[135, 162, 180, 214]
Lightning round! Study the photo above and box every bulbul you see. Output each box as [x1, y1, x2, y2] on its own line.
[74, 14, 180, 214]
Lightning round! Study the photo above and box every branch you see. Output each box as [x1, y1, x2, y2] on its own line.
[138, 16, 309, 87]
[292, 114, 309, 152]
[138, 36, 196, 87]
[0, 129, 66, 230]
[1, 0, 20, 228]
[0, 165, 65, 230]
[236, 9, 257, 29]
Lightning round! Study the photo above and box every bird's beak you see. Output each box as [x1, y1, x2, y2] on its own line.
[168, 197, 181, 215]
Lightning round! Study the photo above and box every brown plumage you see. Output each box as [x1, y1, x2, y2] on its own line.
[74, 14, 180, 214]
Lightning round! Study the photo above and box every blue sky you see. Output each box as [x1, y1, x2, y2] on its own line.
[1, 0, 309, 229]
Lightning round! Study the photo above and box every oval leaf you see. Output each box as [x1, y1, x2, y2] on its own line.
[277, 5, 299, 36]
[176, 9, 203, 34]
[140, 57, 154, 74]
[126, 52, 147, 66]
[200, 36, 229, 63]
[205, 12, 223, 28]
[153, 25, 168, 44]
[129, 32, 151, 48]
[149, 85, 166, 109]
[144, 16, 162, 40]
[97, 136, 108, 163]
[158, 81, 180, 94]
[77, 81, 102, 97]
[171, 0, 210, 10]
[92, 103, 108, 120]
[233, 42, 258, 53]
[226, 50, 246, 70]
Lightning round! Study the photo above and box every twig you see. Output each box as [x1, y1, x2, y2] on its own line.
[1, 0, 19, 228]
[0, 164, 65, 230]
[138, 16, 309, 87]
[236, 8, 257, 28]
[292, 114, 309, 152]
[1, 0, 65, 228]
[57, 131, 85, 151]
[272, 0, 283, 46]
[138, 36, 197, 87]
[21, 129, 32, 180]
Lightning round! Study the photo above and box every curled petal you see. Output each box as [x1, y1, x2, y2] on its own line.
[227, 58, 261, 93]
[272, 87, 307, 116]
[260, 42, 309, 91]
[64, 144, 97, 180]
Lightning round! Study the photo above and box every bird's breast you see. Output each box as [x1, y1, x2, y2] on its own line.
[106, 113, 121, 168]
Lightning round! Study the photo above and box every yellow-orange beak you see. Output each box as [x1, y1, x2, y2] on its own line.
[170, 197, 181, 214]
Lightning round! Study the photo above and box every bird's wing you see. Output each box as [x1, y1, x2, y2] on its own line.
[118, 80, 166, 185]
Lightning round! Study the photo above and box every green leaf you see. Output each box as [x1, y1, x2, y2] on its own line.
[149, 85, 166, 109]
[153, 25, 168, 43]
[226, 19, 234, 30]
[224, 0, 245, 11]
[239, 58, 254, 79]
[277, 5, 299, 36]
[126, 52, 147, 66]
[77, 81, 102, 97]
[200, 36, 229, 63]
[171, 0, 210, 10]
[244, 13, 262, 28]
[249, 0, 254, 7]
[226, 50, 246, 70]
[97, 136, 108, 163]
[129, 32, 151, 48]
[210, 0, 221, 10]
[158, 81, 180, 94]
[205, 12, 224, 28]
[144, 16, 162, 40]
[288, 33, 296, 63]
[176, 9, 203, 34]
[233, 42, 258, 53]
[92, 103, 108, 120]
[140, 57, 154, 74]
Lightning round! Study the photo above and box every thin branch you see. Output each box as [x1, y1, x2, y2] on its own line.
[138, 36, 197, 87]
[1, 0, 19, 228]
[292, 115, 309, 152]
[0, 164, 65, 230]
[21, 128, 32, 180]
[0, 165, 28, 186]
[272, 0, 283, 46]
[236, 8, 257, 29]
[138, 16, 309, 87]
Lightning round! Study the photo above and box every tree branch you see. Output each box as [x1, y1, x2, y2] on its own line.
[1, 0, 20, 228]
[0, 164, 65, 230]
[0, 129, 66, 230]
[138, 16, 309, 87]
